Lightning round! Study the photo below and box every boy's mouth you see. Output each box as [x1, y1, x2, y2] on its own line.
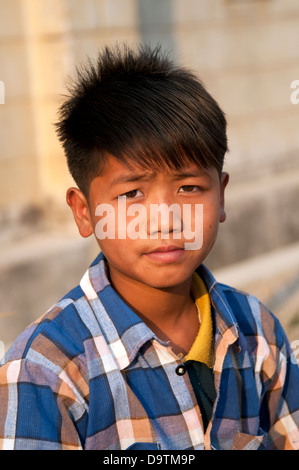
[143, 245, 186, 263]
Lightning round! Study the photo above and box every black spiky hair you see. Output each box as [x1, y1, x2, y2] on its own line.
[55, 43, 228, 195]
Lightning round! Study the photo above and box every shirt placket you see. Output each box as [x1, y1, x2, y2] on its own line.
[152, 340, 206, 449]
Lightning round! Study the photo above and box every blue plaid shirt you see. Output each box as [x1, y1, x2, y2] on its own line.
[0, 252, 298, 450]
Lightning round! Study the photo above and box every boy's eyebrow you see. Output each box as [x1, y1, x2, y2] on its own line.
[111, 172, 153, 186]
[110, 168, 210, 186]
[173, 170, 208, 178]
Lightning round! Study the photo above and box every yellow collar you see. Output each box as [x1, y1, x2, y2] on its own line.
[184, 272, 214, 368]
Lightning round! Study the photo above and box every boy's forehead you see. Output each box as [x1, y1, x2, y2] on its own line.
[100, 153, 211, 182]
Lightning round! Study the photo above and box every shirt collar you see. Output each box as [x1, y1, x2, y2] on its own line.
[184, 272, 214, 367]
[80, 253, 239, 370]
[196, 264, 240, 346]
[80, 252, 165, 370]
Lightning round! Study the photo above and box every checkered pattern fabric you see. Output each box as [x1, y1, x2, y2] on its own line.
[0, 252, 298, 450]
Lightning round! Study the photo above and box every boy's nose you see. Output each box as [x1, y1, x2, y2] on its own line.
[147, 202, 183, 238]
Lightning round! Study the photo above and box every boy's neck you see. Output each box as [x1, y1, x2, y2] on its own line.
[107, 264, 200, 356]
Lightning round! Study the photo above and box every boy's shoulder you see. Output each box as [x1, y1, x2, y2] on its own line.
[0, 253, 141, 373]
[217, 281, 289, 353]
[1, 283, 89, 368]
[198, 264, 288, 351]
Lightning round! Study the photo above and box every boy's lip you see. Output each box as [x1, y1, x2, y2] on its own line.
[146, 244, 184, 254]
[143, 245, 186, 263]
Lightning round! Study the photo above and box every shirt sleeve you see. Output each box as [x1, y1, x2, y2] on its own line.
[261, 319, 299, 450]
[0, 357, 87, 450]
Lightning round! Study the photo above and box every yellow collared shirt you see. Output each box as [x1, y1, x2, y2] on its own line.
[184, 272, 214, 368]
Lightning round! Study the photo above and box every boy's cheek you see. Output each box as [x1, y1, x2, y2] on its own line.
[95, 238, 134, 261]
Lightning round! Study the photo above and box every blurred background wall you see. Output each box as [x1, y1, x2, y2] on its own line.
[1, 0, 299, 354]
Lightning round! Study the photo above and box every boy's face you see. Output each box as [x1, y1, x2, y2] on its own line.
[67, 154, 229, 290]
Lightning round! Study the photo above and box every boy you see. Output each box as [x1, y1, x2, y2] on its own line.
[0, 44, 298, 450]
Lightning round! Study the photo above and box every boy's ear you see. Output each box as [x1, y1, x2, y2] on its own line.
[66, 187, 93, 238]
[219, 172, 229, 223]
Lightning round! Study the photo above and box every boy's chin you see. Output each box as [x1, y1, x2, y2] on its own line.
[136, 270, 197, 290]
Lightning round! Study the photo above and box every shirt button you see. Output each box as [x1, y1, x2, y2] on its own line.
[175, 365, 186, 376]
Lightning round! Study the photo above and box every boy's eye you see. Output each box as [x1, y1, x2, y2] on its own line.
[119, 189, 142, 199]
[178, 185, 201, 193]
